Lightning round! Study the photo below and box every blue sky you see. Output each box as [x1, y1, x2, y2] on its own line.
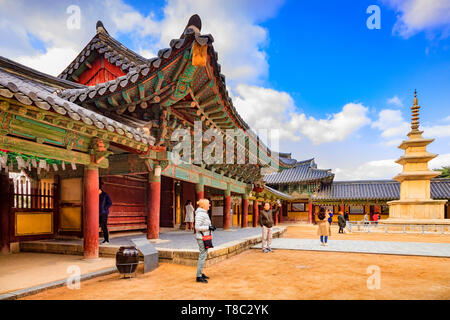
[1, 0, 449, 179]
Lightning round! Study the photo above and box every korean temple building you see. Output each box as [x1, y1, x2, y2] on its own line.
[1, 15, 449, 259]
[0, 15, 297, 258]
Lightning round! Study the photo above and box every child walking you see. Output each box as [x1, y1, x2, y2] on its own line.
[317, 207, 330, 246]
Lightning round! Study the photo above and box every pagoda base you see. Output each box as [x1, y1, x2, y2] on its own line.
[387, 199, 447, 221]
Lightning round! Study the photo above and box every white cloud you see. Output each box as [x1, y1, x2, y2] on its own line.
[373, 108, 450, 145]
[383, 0, 450, 38]
[15, 47, 79, 78]
[372, 109, 409, 139]
[334, 153, 450, 180]
[422, 123, 450, 138]
[0, 0, 283, 83]
[429, 153, 450, 170]
[233, 84, 371, 145]
[387, 95, 403, 107]
[290, 103, 371, 145]
[232, 84, 301, 142]
[152, 0, 284, 85]
[334, 158, 400, 180]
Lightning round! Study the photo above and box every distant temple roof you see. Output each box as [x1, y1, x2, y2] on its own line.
[312, 178, 450, 201]
[264, 158, 334, 185]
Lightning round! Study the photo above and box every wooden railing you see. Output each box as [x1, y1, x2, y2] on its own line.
[12, 179, 54, 210]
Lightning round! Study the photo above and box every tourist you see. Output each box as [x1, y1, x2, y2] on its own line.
[326, 209, 333, 235]
[317, 207, 330, 246]
[184, 200, 195, 231]
[344, 210, 352, 232]
[259, 202, 281, 253]
[338, 211, 346, 234]
[373, 212, 380, 226]
[99, 185, 112, 244]
[194, 198, 216, 283]
[362, 213, 370, 231]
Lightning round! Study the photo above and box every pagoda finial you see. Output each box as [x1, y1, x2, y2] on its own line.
[411, 89, 420, 131]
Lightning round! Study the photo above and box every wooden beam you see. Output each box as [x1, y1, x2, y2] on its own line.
[107, 96, 119, 108]
[155, 71, 165, 93]
[204, 104, 222, 114]
[208, 111, 225, 119]
[94, 100, 109, 109]
[200, 95, 218, 109]
[122, 91, 132, 104]
[0, 134, 108, 168]
[194, 80, 214, 100]
[172, 51, 189, 81]
[138, 84, 146, 100]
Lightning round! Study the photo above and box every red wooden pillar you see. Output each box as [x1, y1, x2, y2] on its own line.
[223, 190, 231, 230]
[278, 201, 283, 223]
[275, 204, 279, 225]
[0, 174, 10, 254]
[242, 195, 249, 228]
[308, 201, 313, 224]
[195, 183, 204, 202]
[83, 166, 99, 259]
[340, 204, 345, 213]
[253, 200, 259, 227]
[147, 165, 161, 239]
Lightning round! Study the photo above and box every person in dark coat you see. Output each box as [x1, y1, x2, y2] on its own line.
[99, 186, 112, 243]
[338, 211, 346, 234]
[259, 202, 281, 253]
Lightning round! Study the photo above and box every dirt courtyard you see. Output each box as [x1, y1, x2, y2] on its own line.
[23, 225, 450, 300]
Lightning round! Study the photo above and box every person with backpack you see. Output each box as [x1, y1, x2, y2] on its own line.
[317, 207, 330, 246]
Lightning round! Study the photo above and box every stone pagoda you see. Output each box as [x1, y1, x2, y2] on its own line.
[387, 91, 447, 222]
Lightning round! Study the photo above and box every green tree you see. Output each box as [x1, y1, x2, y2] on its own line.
[434, 166, 450, 178]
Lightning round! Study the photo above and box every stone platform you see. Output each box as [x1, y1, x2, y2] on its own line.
[252, 238, 450, 257]
[20, 227, 287, 267]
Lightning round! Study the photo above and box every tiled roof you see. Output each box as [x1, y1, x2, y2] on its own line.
[279, 156, 297, 166]
[58, 22, 148, 81]
[58, 24, 213, 103]
[0, 61, 155, 146]
[312, 179, 450, 201]
[264, 158, 334, 184]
